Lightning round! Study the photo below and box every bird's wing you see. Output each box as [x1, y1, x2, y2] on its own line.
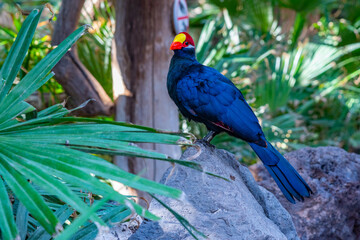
[176, 71, 265, 144]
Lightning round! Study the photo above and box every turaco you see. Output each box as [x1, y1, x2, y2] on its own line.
[167, 32, 313, 203]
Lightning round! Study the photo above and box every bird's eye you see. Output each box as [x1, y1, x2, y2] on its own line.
[185, 41, 189, 46]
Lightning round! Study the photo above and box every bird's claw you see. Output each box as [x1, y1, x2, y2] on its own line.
[195, 139, 215, 148]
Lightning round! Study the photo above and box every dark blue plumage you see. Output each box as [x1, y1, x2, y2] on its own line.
[167, 33, 312, 203]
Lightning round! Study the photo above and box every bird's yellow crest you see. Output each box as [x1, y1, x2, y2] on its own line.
[173, 33, 186, 44]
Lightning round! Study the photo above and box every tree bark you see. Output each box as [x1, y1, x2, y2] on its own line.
[52, 0, 113, 116]
[113, 0, 180, 199]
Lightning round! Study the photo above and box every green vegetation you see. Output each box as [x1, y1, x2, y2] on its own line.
[78, 0, 114, 99]
[0, 4, 64, 107]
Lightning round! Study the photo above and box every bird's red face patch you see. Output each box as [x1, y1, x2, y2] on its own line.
[170, 32, 195, 50]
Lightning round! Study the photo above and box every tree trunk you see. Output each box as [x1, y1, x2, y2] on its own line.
[52, 0, 113, 116]
[113, 0, 180, 201]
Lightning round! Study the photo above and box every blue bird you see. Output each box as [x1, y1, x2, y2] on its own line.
[167, 32, 312, 203]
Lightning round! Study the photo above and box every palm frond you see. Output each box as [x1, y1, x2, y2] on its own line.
[0, 8, 202, 239]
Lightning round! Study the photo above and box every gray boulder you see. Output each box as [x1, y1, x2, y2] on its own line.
[130, 142, 298, 240]
[250, 147, 360, 240]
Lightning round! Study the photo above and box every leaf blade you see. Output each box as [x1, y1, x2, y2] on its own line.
[0, 177, 19, 240]
[0, 153, 59, 234]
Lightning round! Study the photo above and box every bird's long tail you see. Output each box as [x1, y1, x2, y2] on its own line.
[249, 141, 312, 203]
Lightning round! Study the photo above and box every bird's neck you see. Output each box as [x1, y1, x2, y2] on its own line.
[169, 49, 198, 80]
[167, 48, 199, 96]
[173, 48, 197, 61]
[169, 49, 198, 74]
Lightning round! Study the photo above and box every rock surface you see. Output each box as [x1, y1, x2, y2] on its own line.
[95, 215, 143, 240]
[130, 142, 298, 240]
[250, 147, 360, 240]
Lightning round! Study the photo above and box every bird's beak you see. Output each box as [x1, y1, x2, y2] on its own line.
[170, 41, 183, 50]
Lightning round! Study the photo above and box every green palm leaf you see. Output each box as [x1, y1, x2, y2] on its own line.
[0, 8, 42, 101]
[0, 177, 18, 240]
[0, 7, 202, 239]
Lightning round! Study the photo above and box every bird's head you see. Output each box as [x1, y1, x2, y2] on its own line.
[170, 32, 195, 51]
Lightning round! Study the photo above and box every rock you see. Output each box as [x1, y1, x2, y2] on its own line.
[250, 147, 360, 240]
[130, 142, 298, 240]
[95, 215, 143, 240]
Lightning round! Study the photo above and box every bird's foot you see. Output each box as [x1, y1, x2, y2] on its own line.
[196, 137, 216, 149]
[203, 130, 217, 143]
[195, 139, 215, 148]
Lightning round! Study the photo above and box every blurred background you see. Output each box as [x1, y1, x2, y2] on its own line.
[0, 0, 360, 170]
